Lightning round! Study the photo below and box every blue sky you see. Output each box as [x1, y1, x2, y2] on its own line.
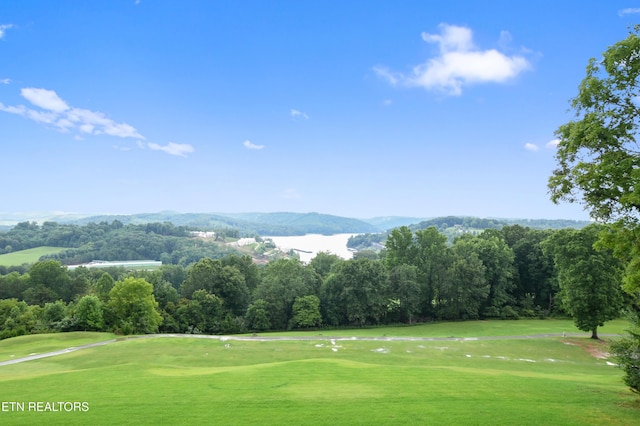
[1, 1, 638, 220]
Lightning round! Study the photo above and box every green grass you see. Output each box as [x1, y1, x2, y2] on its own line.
[0, 247, 67, 266]
[0, 332, 116, 362]
[256, 318, 630, 338]
[0, 321, 637, 425]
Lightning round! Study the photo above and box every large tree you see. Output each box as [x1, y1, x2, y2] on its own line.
[547, 26, 640, 388]
[74, 295, 104, 331]
[108, 277, 162, 334]
[253, 258, 319, 330]
[437, 239, 489, 320]
[181, 258, 249, 316]
[25, 260, 72, 305]
[330, 258, 389, 326]
[549, 27, 640, 223]
[387, 264, 420, 324]
[543, 225, 624, 339]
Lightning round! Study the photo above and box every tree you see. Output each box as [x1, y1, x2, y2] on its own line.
[291, 295, 322, 329]
[94, 272, 115, 302]
[438, 239, 489, 320]
[329, 258, 388, 326]
[387, 265, 420, 324]
[74, 295, 104, 331]
[0, 299, 37, 339]
[549, 26, 640, 225]
[463, 231, 516, 318]
[26, 260, 72, 304]
[502, 226, 556, 314]
[309, 251, 341, 279]
[384, 226, 417, 269]
[413, 227, 450, 319]
[245, 299, 271, 332]
[543, 225, 624, 339]
[0, 271, 29, 300]
[174, 290, 223, 334]
[181, 258, 249, 316]
[610, 310, 640, 394]
[221, 254, 260, 292]
[108, 277, 162, 334]
[42, 300, 68, 331]
[253, 259, 319, 330]
[547, 26, 640, 389]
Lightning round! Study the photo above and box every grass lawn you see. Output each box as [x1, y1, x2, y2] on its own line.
[0, 321, 637, 425]
[0, 247, 67, 267]
[0, 332, 116, 362]
[256, 318, 630, 338]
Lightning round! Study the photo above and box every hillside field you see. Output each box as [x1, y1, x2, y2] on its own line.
[0, 247, 67, 267]
[0, 320, 637, 425]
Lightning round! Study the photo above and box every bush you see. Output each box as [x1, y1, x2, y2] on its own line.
[610, 310, 640, 394]
[500, 306, 520, 320]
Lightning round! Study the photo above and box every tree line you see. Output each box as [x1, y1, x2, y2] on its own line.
[0, 220, 239, 269]
[0, 224, 628, 340]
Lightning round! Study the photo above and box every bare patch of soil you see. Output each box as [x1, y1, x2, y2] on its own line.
[563, 338, 610, 359]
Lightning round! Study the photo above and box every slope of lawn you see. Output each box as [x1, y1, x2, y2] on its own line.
[0, 247, 67, 266]
[0, 332, 116, 362]
[0, 321, 637, 425]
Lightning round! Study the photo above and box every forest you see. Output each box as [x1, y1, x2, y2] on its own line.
[0, 222, 628, 340]
[0, 220, 240, 269]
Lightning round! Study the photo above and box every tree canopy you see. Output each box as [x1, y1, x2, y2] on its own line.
[548, 26, 640, 225]
[547, 26, 640, 390]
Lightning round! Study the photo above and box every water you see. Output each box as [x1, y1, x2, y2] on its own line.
[267, 233, 357, 263]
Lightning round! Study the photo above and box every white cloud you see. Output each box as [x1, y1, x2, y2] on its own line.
[0, 86, 193, 157]
[619, 8, 640, 16]
[21, 88, 70, 113]
[147, 142, 194, 157]
[372, 66, 400, 86]
[383, 99, 393, 106]
[0, 24, 13, 39]
[0, 87, 145, 139]
[0, 78, 10, 85]
[375, 23, 531, 96]
[524, 143, 539, 152]
[546, 138, 560, 148]
[243, 140, 264, 150]
[290, 108, 309, 120]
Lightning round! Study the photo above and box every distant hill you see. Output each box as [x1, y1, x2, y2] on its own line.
[409, 216, 592, 232]
[347, 216, 593, 251]
[0, 211, 591, 237]
[361, 216, 428, 231]
[65, 211, 379, 236]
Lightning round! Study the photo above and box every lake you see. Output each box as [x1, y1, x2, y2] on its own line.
[268, 233, 357, 263]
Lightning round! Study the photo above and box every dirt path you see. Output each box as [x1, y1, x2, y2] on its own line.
[0, 332, 620, 367]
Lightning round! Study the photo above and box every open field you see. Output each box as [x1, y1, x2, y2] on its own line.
[0, 321, 637, 425]
[0, 247, 67, 267]
[257, 319, 630, 338]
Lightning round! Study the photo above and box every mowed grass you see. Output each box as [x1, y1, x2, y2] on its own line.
[0, 247, 67, 266]
[0, 332, 116, 362]
[257, 318, 630, 338]
[0, 321, 638, 425]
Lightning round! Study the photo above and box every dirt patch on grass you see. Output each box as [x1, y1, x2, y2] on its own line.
[563, 338, 610, 359]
